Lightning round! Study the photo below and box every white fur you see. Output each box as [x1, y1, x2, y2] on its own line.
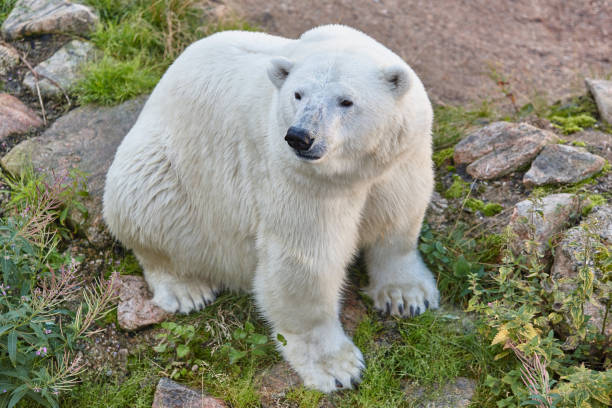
[103, 25, 439, 392]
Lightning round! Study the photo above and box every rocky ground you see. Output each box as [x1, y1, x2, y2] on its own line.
[1, 1, 611, 407]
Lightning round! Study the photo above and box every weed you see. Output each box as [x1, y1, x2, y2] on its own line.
[1, 168, 89, 240]
[0, 175, 116, 408]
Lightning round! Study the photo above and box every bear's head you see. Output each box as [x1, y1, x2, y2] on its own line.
[267, 51, 426, 183]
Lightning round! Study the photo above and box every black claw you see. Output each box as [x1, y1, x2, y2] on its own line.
[424, 299, 430, 310]
[409, 305, 415, 318]
[351, 378, 360, 389]
[416, 306, 421, 316]
[335, 379, 343, 389]
[385, 302, 391, 315]
[398, 303, 404, 316]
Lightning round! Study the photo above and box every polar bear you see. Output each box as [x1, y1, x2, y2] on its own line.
[103, 25, 439, 392]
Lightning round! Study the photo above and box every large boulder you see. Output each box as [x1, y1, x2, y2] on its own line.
[509, 193, 581, 256]
[1, 96, 147, 237]
[1, 0, 99, 40]
[453, 122, 557, 180]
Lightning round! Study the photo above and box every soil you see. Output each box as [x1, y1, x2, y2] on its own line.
[227, 0, 612, 106]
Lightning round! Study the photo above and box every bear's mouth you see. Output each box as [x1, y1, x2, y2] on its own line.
[295, 150, 322, 161]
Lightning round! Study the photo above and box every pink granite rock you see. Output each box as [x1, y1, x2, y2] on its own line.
[116, 275, 169, 331]
[0, 93, 42, 140]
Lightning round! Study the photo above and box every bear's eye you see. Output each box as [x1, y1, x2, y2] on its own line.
[294, 92, 302, 100]
[340, 99, 353, 107]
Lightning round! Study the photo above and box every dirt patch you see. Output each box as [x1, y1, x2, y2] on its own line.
[227, 0, 612, 106]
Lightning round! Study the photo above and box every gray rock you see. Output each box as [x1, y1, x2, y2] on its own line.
[22, 39, 95, 98]
[552, 205, 612, 336]
[585, 78, 612, 124]
[1, 96, 146, 231]
[152, 378, 227, 408]
[404, 377, 477, 408]
[1, 0, 98, 40]
[0, 44, 20, 75]
[0, 93, 42, 140]
[509, 193, 581, 256]
[116, 275, 168, 331]
[453, 122, 557, 180]
[523, 144, 606, 187]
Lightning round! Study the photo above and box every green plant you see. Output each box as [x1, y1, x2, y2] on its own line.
[432, 147, 454, 167]
[154, 322, 196, 360]
[222, 321, 273, 365]
[0, 176, 116, 408]
[445, 174, 471, 199]
[1, 168, 89, 240]
[466, 221, 611, 407]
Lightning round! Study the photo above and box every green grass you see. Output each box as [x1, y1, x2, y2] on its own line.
[0, 0, 17, 25]
[433, 102, 494, 149]
[76, 0, 258, 105]
[75, 56, 160, 105]
[62, 359, 157, 407]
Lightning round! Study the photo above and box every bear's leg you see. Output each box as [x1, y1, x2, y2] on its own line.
[135, 250, 218, 314]
[361, 164, 439, 317]
[253, 220, 365, 392]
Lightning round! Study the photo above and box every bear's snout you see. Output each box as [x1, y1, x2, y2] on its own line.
[285, 127, 314, 152]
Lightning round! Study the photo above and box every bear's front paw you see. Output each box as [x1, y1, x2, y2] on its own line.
[368, 281, 439, 317]
[282, 329, 364, 393]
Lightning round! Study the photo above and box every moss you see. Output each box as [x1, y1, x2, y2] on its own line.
[432, 147, 455, 167]
[445, 174, 470, 199]
[581, 193, 607, 216]
[0, 0, 16, 25]
[550, 114, 597, 134]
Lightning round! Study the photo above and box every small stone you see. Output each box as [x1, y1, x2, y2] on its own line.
[0, 93, 43, 140]
[22, 39, 95, 99]
[257, 362, 302, 408]
[152, 378, 227, 408]
[1, 0, 99, 40]
[116, 275, 169, 331]
[523, 144, 606, 187]
[509, 193, 581, 255]
[552, 205, 612, 336]
[585, 78, 612, 124]
[429, 191, 448, 214]
[1, 96, 146, 236]
[0, 44, 20, 75]
[453, 122, 557, 179]
[404, 377, 476, 407]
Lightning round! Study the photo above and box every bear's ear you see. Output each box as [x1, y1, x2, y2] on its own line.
[383, 65, 410, 98]
[267, 57, 294, 89]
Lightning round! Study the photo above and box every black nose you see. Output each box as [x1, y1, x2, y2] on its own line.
[285, 127, 313, 152]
